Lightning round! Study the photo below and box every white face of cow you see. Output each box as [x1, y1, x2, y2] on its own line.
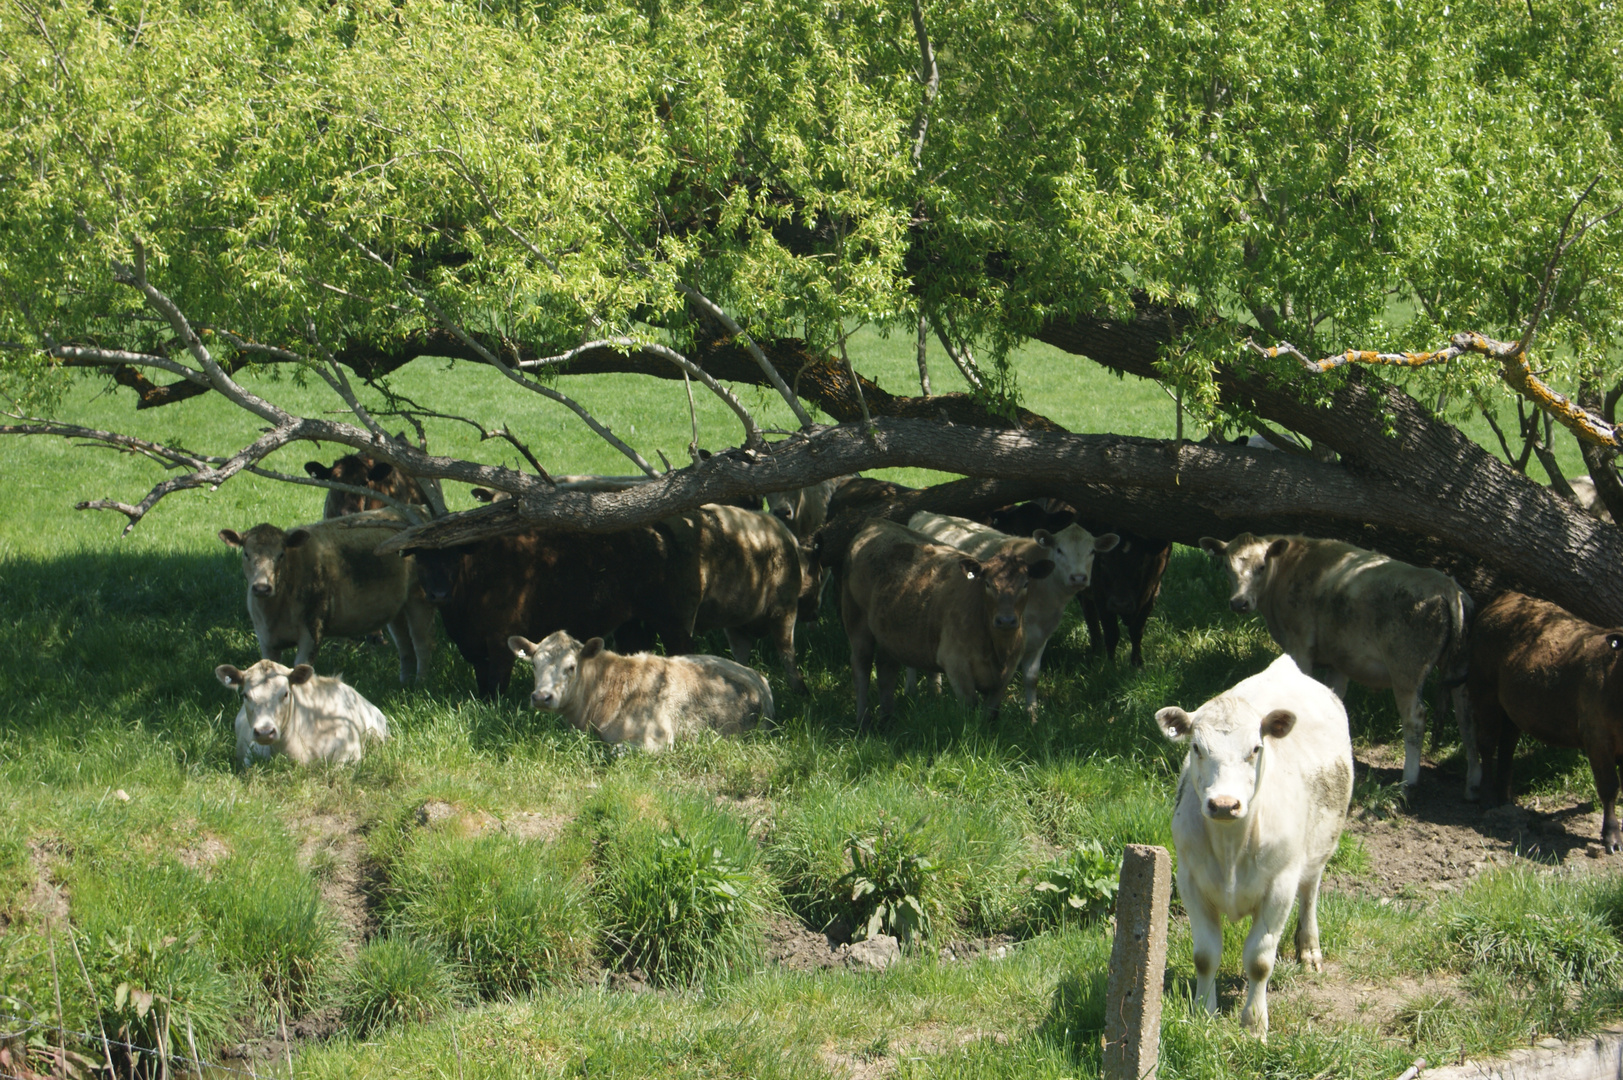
[1199, 534, 1287, 614]
[220, 525, 311, 598]
[510, 631, 604, 712]
[1158, 698, 1297, 821]
[217, 661, 314, 744]
[1037, 525, 1120, 589]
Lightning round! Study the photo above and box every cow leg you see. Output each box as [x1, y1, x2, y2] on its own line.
[724, 627, 755, 665]
[768, 611, 804, 693]
[1491, 719, 1520, 807]
[848, 634, 875, 728]
[1317, 666, 1349, 699]
[386, 614, 416, 684]
[1294, 867, 1325, 970]
[1455, 685, 1483, 801]
[405, 600, 436, 683]
[1101, 613, 1122, 663]
[1020, 637, 1047, 720]
[1394, 680, 1427, 790]
[1125, 611, 1148, 667]
[1081, 596, 1108, 658]
[294, 626, 321, 669]
[1239, 882, 1295, 1039]
[1184, 877, 1222, 1017]
[875, 656, 900, 720]
[1585, 743, 1622, 853]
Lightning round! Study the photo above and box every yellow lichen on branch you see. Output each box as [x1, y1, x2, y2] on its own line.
[1248, 333, 1622, 449]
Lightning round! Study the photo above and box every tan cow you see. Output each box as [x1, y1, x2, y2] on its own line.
[663, 504, 806, 692]
[1467, 591, 1623, 852]
[765, 476, 854, 544]
[907, 511, 1117, 717]
[1200, 533, 1475, 793]
[509, 631, 772, 752]
[841, 518, 1054, 725]
[218, 511, 435, 683]
[216, 660, 389, 768]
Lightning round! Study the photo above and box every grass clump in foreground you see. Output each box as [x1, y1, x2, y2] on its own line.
[584, 777, 776, 987]
[341, 936, 467, 1036]
[377, 826, 594, 998]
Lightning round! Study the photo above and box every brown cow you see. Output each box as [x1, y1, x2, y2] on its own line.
[510, 631, 772, 752]
[405, 525, 700, 699]
[218, 511, 435, 683]
[305, 450, 428, 518]
[1467, 591, 1623, 853]
[841, 518, 1053, 725]
[765, 476, 855, 544]
[1080, 527, 1173, 667]
[662, 504, 806, 692]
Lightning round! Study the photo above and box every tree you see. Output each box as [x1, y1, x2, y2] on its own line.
[3, 0, 1622, 621]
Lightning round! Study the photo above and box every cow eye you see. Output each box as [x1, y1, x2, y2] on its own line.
[1246, 746, 1260, 762]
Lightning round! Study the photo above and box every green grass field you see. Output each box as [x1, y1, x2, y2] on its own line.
[0, 334, 1617, 1079]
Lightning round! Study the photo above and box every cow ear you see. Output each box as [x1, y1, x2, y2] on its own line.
[1198, 537, 1225, 558]
[1032, 529, 1056, 548]
[580, 637, 606, 659]
[959, 558, 983, 580]
[1027, 559, 1056, 581]
[285, 529, 311, 549]
[219, 529, 244, 548]
[1094, 532, 1120, 553]
[288, 664, 315, 686]
[304, 461, 331, 480]
[1156, 707, 1193, 741]
[368, 461, 394, 483]
[1260, 709, 1297, 739]
[508, 636, 538, 658]
[470, 488, 494, 503]
[1265, 538, 1290, 560]
[215, 664, 244, 689]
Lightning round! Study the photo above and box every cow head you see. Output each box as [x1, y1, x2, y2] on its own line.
[1158, 696, 1297, 822]
[966, 551, 1055, 634]
[217, 660, 314, 745]
[1035, 524, 1120, 590]
[220, 524, 310, 597]
[409, 545, 471, 603]
[306, 452, 422, 518]
[1091, 532, 1174, 615]
[765, 489, 801, 526]
[510, 631, 604, 714]
[1199, 533, 1290, 614]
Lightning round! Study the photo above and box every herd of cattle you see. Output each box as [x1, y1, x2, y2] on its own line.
[208, 450, 1623, 1033]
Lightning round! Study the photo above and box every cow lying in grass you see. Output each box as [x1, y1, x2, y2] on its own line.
[509, 631, 773, 752]
[216, 660, 389, 768]
[1157, 653, 1353, 1038]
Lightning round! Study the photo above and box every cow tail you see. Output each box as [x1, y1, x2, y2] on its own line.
[1436, 587, 1476, 688]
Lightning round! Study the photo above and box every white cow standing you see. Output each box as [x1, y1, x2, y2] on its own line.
[216, 660, 389, 768]
[1156, 653, 1353, 1038]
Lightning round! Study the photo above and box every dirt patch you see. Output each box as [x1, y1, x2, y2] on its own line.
[501, 811, 569, 843]
[937, 935, 1016, 964]
[175, 833, 231, 874]
[1326, 750, 1617, 898]
[820, 1023, 1009, 1080]
[26, 841, 67, 926]
[765, 914, 844, 970]
[1292, 964, 1464, 1031]
[294, 812, 372, 954]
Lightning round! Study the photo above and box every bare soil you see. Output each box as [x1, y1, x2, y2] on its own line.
[1326, 747, 1618, 899]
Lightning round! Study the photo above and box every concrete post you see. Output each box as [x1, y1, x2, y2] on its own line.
[1103, 844, 1172, 1080]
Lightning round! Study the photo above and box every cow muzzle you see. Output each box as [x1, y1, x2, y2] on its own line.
[1228, 597, 1252, 613]
[994, 613, 1020, 629]
[253, 725, 279, 745]
[531, 690, 556, 709]
[1205, 795, 1242, 819]
[1067, 572, 1089, 587]
[251, 582, 274, 597]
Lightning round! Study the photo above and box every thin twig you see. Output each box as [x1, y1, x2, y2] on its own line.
[47, 917, 66, 1078]
[930, 314, 985, 392]
[683, 370, 700, 464]
[66, 927, 115, 1076]
[915, 311, 931, 396]
[1518, 175, 1618, 355]
[910, 0, 940, 170]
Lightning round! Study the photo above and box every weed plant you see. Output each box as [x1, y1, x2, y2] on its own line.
[835, 815, 940, 943]
[1018, 841, 1119, 931]
[585, 780, 775, 986]
[341, 937, 466, 1036]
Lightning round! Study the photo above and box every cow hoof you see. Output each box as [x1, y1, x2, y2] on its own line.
[1300, 950, 1323, 972]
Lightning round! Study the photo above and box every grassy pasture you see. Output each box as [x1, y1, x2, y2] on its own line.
[0, 335, 1617, 1078]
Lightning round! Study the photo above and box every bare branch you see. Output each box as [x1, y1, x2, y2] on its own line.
[1519, 175, 1618, 354]
[323, 220, 658, 476]
[366, 384, 554, 485]
[673, 283, 815, 430]
[930, 313, 986, 392]
[1263, 332, 1623, 449]
[241, 465, 427, 523]
[910, 0, 940, 170]
[915, 311, 931, 396]
[519, 337, 763, 447]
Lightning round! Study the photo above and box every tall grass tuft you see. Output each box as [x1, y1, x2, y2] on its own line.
[1443, 868, 1623, 988]
[206, 855, 338, 1016]
[341, 937, 466, 1036]
[380, 829, 594, 998]
[585, 781, 775, 987]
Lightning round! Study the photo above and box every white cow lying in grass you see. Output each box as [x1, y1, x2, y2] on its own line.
[509, 631, 772, 752]
[1156, 653, 1353, 1038]
[216, 660, 389, 768]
